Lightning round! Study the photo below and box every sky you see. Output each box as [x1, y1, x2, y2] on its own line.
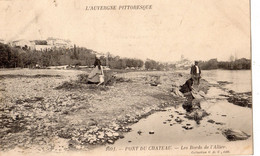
[0, 0, 251, 62]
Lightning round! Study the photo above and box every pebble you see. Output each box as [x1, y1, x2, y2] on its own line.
[215, 122, 225, 125]
[175, 118, 183, 123]
[182, 126, 193, 130]
[137, 130, 142, 135]
[207, 119, 215, 124]
[149, 131, 155, 134]
[113, 132, 120, 137]
[97, 134, 104, 139]
[113, 127, 119, 131]
[107, 139, 114, 144]
[106, 132, 113, 137]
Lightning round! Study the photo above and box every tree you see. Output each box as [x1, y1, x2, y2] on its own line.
[0, 43, 9, 67]
[145, 59, 159, 70]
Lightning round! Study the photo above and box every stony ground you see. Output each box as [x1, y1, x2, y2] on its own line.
[0, 69, 197, 152]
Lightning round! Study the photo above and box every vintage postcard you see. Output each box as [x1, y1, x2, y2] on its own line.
[0, 0, 252, 155]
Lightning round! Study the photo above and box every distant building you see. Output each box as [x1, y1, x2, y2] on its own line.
[34, 40, 47, 45]
[32, 40, 49, 51]
[35, 45, 53, 51]
[175, 56, 192, 69]
[46, 37, 73, 49]
[9, 37, 74, 51]
[11, 39, 35, 50]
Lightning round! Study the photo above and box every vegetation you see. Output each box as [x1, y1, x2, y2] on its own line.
[145, 59, 167, 70]
[0, 43, 145, 69]
[0, 43, 96, 68]
[0, 43, 250, 70]
[99, 54, 144, 69]
[199, 58, 251, 70]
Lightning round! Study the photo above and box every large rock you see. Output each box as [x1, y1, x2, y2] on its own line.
[226, 91, 252, 108]
[222, 129, 250, 141]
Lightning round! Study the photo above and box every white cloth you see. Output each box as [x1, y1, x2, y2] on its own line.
[195, 65, 200, 74]
[88, 66, 102, 83]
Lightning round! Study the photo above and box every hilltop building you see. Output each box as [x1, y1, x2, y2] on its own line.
[9, 38, 73, 51]
[175, 55, 192, 69]
[11, 39, 35, 50]
[46, 37, 73, 49]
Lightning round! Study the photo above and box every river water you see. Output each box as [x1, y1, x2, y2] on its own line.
[179, 69, 251, 93]
[92, 70, 253, 155]
[201, 70, 251, 93]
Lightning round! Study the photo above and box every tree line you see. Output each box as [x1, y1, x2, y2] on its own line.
[0, 43, 250, 70]
[0, 43, 169, 70]
[0, 43, 96, 68]
[99, 54, 144, 69]
[199, 58, 251, 70]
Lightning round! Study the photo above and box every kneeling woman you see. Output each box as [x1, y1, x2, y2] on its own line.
[87, 56, 104, 85]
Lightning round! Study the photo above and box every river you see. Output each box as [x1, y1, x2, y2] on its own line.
[178, 69, 251, 92]
[92, 70, 253, 155]
[201, 70, 251, 93]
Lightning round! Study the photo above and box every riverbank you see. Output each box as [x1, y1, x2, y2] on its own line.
[90, 70, 252, 156]
[0, 69, 205, 153]
[0, 69, 252, 155]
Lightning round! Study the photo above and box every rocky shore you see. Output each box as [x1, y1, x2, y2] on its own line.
[216, 81, 252, 108]
[226, 91, 252, 108]
[0, 69, 187, 152]
[0, 69, 252, 154]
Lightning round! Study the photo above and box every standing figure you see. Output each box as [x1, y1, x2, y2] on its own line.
[190, 61, 201, 85]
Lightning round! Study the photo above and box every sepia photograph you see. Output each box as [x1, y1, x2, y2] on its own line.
[0, 0, 253, 155]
